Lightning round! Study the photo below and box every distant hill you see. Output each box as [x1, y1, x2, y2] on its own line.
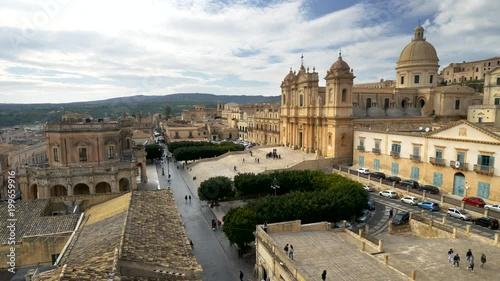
[0, 93, 280, 127]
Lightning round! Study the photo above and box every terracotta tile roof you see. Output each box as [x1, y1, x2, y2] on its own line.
[0, 199, 77, 245]
[121, 191, 200, 271]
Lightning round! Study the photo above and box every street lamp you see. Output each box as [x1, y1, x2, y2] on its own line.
[271, 177, 280, 196]
[464, 182, 469, 198]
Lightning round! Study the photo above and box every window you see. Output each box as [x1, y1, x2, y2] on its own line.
[341, 89, 347, 102]
[429, 74, 433, 83]
[400, 76, 404, 85]
[189, 131, 193, 137]
[391, 163, 399, 175]
[374, 159, 380, 171]
[358, 155, 364, 167]
[435, 149, 443, 160]
[366, 98, 372, 109]
[375, 141, 380, 150]
[299, 95, 304, 106]
[457, 152, 465, 164]
[478, 117, 483, 123]
[413, 146, 420, 156]
[126, 138, 130, 149]
[53, 147, 59, 162]
[455, 100, 460, 110]
[478, 155, 494, 167]
[414, 75, 420, 84]
[495, 98, 500, 105]
[497, 77, 500, 85]
[107, 146, 114, 159]
[79, 148, 87, 162]
[411, 167, 419, 180]
[359, 138, 364, 147]
[433, 172, 443, 187]
[477, 182, 490, 199]
[391, 143, 401, 153]
[475, 68, 478, 72]
[175, 132, 180, 138]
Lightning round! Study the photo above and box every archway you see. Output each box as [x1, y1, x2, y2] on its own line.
[74, 183, 90, 195]
[418, 99, 426, 109]
[30, 184, 38, 200]
[119, 178, 129, 192]
[452, 172, 466, 196]
[401, 99, 409, 108]
[366, 98, 372, 109]
[51, 185, 67, 197]
[95, 182, 111, 194]
[384, 98, 390, 110]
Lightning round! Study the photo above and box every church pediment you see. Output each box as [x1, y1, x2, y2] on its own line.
[428, 121, 500, 143]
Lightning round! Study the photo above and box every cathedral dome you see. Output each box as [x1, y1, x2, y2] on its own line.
[329, 52, 350, 71]
[397, 25, 438, 65]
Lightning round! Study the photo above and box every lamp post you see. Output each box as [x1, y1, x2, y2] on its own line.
[464, 182, 469, 198]
[271, 177, 280, 196]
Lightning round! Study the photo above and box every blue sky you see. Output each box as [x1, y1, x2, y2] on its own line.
[0, 0, 499, 104]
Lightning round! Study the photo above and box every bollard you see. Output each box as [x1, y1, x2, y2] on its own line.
[384, 254, 389, 266]
[388, 223, 393, 234]
[495, 233, 499, 245]
[378, 240, 383, 252]
[409, 212, 413, 220]
[421, 210, 425, 218]
[365, 224, 369, 233]
[359, 229, 363, 238]
[410, 271, 416, 280]
[361, 241, 366, 252]
[342, 220, 347, 229]
[484, 209, 489, 217]
[422, 190, 427, 200]
[466, 225, 471, 235]
[429, 220, 433, 227]
[442, 217, 446, 224]
[440, 195, 444, 205]
[453, 228, 457, 239]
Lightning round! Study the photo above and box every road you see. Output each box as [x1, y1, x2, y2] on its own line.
[144, 147, 255, 280]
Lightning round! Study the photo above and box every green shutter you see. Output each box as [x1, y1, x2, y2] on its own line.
[489, 156, 495, 167]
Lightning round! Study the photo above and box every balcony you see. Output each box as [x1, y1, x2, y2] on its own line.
[473, 164, 494, 176]
[450, 160, 468, 171]
[372, 148, 381, 154]
[357, 146, 365, 151]
[390, 151, 400, 159]
[410, 155, 421, 162]
[429, 157, 446, 166]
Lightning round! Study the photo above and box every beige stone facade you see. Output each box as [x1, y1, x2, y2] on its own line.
[16, 116, 146, 200]
[441, 56, 500, 84]
[247, 103, 281, 145]
[353, 120, 500, 201]
[181, 103, 223, 122]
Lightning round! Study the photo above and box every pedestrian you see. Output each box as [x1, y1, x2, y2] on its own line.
[185, 195, 188, 201]
[467, 255, 474, 272]
[263, 221, 268, 233]
[188, 195, 191, 201]
[239, 270, 244, 281]
[480, 253, 486, 268]
[190, 240, 194, 248]
[321, 270, 327, 281]
[389, 208, 393, 218]
[257, 158, 259, 163]
[466, 249, 472, 262]
[453, 253, 460, 268]
[217, 219, 222, 229]
[289, 245, 294, 260]
[448, 249, 454, 263]
[284, 243, 289, 255]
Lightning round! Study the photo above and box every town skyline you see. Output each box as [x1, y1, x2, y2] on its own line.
[1, 0, 499, 104]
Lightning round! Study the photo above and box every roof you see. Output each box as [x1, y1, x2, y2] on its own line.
[0, 199, 79, 245]
[397, 26, 438, 65]
[132, 130, 151, 139]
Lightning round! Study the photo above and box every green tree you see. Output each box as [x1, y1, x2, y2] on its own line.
[222, 207, 257, 248]
[198, 176, 234, 202]
[144, 144, 163, 160]
[164, 105, 172, 120]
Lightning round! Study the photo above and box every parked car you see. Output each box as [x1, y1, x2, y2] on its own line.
[365, 199, 376, 210]
[363, 184, 374, 192]
[418, 185, 440, 194]
[462, 197, 486, 207]
[335, 221, 353, 230]
[447, 208, 471, 221]
[379, 190, 398, 199]
[401, 196, 419, 206]
[484, 204, 500, 213]
[399, 179, 419, 189]
[418, 201, 440, 211]
[472, 217, 499, 229]
[392, 211, 410, 226]
[371, 172, 386, 179]
[386, 176, 401, 183]
[357, 209, 371, 223]
[357, 168, 370, 175]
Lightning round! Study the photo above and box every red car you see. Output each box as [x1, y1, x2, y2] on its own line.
[462, 197, 486, 207]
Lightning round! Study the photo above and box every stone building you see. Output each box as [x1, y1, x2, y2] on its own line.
[15, 115, 146, 200]
[247, 103, 281, 145]
[441, 56, 500, 84]
[181, 103, 223, 122]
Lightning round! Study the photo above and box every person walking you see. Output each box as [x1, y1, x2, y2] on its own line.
[453, 253, 460, 268]
[185, 195, 188, 201]
[467, 255, 475, 272]
[188, 195, 191, 201]
[284, 244, 289, 256]
[389, 208, 393, 218]
[289, 245, 294, 260]
[321, 270, 327, 281]
[480, 253, 486, 268]
[448, 249, 454, 263]
[466, 249, 472, 263]
[239, 270, 244, 281]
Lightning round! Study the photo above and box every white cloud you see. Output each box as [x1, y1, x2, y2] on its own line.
[0, 0, 499, 104]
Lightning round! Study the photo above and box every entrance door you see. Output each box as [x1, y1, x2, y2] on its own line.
[453, 173, 465, 196]
[298, 132, 303, 148]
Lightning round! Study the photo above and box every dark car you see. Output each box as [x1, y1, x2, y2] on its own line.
[400, 179, 419, 189]
[462, 197, 486, 207]
[371, 172, 386, 179]
[472, 217, 499, 229]
[365, 199, 376, 210]
[386, 176, 401, 183]
[392, 211, 410, 226]
[418, 185, 440, 194]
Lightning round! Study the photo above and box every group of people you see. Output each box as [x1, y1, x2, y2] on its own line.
[448, 248, 487, 272]
[283, 243, 295, 260]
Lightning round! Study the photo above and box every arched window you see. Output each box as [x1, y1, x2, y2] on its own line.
[341, 89, 347, 102]
[299, 95, 304, 106]
[455, 100, 460, 110]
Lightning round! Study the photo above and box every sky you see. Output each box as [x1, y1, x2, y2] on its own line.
[0, 0, 499, 104]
